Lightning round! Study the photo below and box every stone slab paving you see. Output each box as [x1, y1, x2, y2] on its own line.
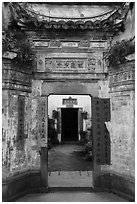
[48, 171, 93, 187]
[15, 192, 128, 202]
[48, 144, 93, 171]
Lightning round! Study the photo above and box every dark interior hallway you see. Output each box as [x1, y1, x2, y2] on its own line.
[61, 108, 78, 142]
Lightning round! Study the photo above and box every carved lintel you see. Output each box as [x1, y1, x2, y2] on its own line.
[45, 58, 85, 71]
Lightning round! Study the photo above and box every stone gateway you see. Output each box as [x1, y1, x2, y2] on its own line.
[2, 2, 135, 202]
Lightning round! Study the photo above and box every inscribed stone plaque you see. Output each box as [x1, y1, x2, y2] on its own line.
[18, 95, 25, 140]
[45, 58, 86, 71]
[92, 97, 111, 165]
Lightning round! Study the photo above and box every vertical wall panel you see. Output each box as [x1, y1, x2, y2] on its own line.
[92, 97, 110, 165]
[18, 95, 25, 140]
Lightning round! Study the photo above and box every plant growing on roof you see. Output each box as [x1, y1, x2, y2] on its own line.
[106, 38, 135, 69]
[2, 20, 34, 67]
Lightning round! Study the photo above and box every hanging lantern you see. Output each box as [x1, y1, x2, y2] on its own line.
[82, 111, 87, 119]
[52, 110, 58, 119]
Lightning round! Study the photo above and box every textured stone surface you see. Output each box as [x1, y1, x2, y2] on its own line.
[2, 73, 41, 178]
[2, 59, 32, 92]
[15, 192, 127, 202]
[2, 91, 32, 178]
[110, 90, 135, 178]
[36, 51, 106, 74]
[98, 80, 110, 98]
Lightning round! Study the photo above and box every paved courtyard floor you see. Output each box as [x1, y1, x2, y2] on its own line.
[48, 143, 93, 171]
[15, 192, 128, 202]
[48, 170, 93, 187]
[48, 143, 93, 188]
[15, 143, 128, 202]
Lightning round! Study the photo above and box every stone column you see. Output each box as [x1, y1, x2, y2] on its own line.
[40, 96, 48, 189]
[92, 162, 101, 188]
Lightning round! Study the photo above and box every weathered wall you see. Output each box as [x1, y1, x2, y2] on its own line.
[28, 80, 43, 170]
[98, 5, 135, 199]
[102, 5, 135, 198]
[110, 90, 135, 178]
[2, 60, 40, 178]
[109, 61, 135, 175]
[2, 90, 31, 178]
[108, 61, 135, 200]
[2, 65, 43, 200]
[98, 79, 110, 98]
[2, 90, 10, 177]
[108, 3, 135, 181]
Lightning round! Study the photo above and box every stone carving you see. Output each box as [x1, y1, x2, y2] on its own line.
[61, 42, 78, 47]
[32, 40, 107, 49]
[88, 58, 96, 71]
[34, 41, 48, 47]
[45, 59, 53, 70]
[79, 40, 90, 47]
[45, 58, 85, 70]
[37, 54, 45, 72]
[90, 42, 107, 48]
[38, 59, 43, 65]
[109, 70, 135, 87]
[50, 40, 60, 47]
[77, 61, 84, 69]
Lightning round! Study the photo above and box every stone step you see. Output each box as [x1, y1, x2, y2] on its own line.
[48, 187, 94, 192]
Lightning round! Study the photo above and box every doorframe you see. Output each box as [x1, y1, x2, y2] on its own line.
[40, 93, 100, 190]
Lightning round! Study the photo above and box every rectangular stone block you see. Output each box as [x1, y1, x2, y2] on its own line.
[61, 42, 78, 47]
[37, 54, 45, 72]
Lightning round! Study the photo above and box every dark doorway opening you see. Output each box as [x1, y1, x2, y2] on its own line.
[61, 108, 78, 142]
